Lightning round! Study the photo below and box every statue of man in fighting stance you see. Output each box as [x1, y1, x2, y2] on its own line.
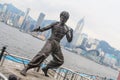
[20, 11, 73, 77]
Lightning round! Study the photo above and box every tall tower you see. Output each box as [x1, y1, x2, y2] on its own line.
[35, 13, 45, 38]
[75, 16, 85, 32]
[2, 3, 8, 13]
[24, 8, 30, 21]
[20, 8, 30, 30]
[2, 3, 8, 22]
[35, 12, 45, 29]
[70, 17, 85, 48]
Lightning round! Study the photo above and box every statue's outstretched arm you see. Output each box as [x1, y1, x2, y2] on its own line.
[32, 22, 58, 32]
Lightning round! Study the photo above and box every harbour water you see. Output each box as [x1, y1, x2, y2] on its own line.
[0, 22, 119, 79]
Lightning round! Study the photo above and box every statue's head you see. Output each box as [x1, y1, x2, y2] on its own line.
[60, 11, 69, 24]
[8, 74, 17, 80]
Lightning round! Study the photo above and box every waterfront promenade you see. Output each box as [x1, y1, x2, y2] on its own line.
[0, 22, 119, 79]
[0, 59, 55, 80]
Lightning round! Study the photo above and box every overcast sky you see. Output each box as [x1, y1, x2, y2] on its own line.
[1, 0, 120, 50]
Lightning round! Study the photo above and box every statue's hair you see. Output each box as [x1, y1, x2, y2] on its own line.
[60, 11, 69, 19]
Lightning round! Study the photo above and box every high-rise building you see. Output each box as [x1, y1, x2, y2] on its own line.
[18, 16, 24, 27]
[29, 24, 35, 31]
[2, 3, 7, 13]
[24, 8, 30, 20]
[13, 14, 20, 27]
[24, 20, 31, 32]
[34, 13, 45, 38]
[70, 17, 85, 48]
[35, 13, 45, 29]
[86, 38, 99, 50]
[5, 11, 13, 25]
[78, 33, 88, 47]
[3, 10, 10, 23]
[75, 17, 84, 32]
[2, 3, 8, 22]
[20, 8, 30, 30]
[103, 54, 117, 66]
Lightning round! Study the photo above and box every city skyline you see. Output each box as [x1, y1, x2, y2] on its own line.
[0, 0, 120, 50]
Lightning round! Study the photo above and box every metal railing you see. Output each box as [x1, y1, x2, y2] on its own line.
[53, 67, 92, 80]
[0, 46, 106, 80]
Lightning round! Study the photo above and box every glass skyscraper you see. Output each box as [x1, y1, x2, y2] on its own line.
[70, 17, 85, 48]
[20, 8, 30, 30]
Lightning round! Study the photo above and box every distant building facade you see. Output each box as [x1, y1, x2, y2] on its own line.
[35, 13, 45, 29]
[86, 38, 99, 50]
[20, 8, 30, 30]
[70, 17, 85, 48]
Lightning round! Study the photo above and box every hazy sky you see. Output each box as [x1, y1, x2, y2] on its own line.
[1, 0, 120, 50]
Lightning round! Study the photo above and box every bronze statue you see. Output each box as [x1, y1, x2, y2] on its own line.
[20, 11, 73, 77]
